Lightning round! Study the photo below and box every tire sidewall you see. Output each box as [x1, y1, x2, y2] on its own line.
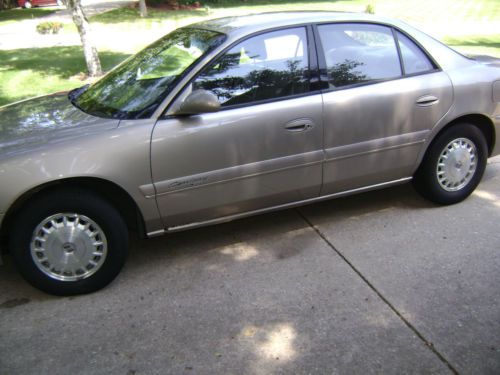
[10, 189, 128, 296]
[415, 123, 487, 205]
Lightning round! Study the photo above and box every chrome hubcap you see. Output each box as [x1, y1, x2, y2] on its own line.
[30, 213, 107, 281]
[436, 138, 477, 192]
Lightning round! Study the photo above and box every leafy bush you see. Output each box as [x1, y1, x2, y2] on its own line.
[36, 21, 63, 35]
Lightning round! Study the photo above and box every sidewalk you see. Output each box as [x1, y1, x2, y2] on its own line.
[0, 0, 136, 50]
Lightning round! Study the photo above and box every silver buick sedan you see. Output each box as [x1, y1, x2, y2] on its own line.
[1, 12, 499, 295]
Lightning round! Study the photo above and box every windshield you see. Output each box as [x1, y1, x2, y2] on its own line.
[72, 28, 226, 119]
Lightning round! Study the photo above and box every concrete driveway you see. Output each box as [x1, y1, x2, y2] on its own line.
[1, 157, 500, 374]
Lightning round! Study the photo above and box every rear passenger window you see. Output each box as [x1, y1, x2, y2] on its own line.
[396, 31, 435, 75]
[317, 23, 402, 88]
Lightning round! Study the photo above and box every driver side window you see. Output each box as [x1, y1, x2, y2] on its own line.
[193, 27, 310, 107]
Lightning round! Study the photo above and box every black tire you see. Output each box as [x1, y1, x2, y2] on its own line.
[9, 188, 128, 296]
[413, 123, 487, 205]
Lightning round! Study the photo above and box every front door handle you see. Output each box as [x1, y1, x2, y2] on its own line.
[416, 95, 439, 106]
[284, 118, 314, 132]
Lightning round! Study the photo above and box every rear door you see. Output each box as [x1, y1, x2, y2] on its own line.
[151, 26, 324, 228]
[315, 23, 453, 194]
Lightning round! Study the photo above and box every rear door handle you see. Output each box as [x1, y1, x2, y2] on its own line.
[416, 95, 439, 106]
[284, 118, 314, 132]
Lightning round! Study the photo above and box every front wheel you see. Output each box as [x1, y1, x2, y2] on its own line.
[413, 123, 488, 205]
[10, 189, 129, 296]
[23, 1, 32, 8]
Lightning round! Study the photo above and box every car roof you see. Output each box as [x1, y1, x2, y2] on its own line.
[192, 11, 399, 37]
[189, 11, 471, 71]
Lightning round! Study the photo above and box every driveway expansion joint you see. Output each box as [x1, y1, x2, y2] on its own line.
[295, 208, 460, 375]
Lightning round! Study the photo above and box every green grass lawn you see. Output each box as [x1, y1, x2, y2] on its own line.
[443, 34, 500, 58]
[0, 47, 129, 106]
[0, 0, 499, 106]
[0, 7, 56, 25]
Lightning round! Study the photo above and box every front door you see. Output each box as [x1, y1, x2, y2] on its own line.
[151, 27, 324, 229]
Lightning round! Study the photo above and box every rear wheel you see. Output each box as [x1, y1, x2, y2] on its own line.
[413, 123, 487, 205]
[10, 189, 128, 296]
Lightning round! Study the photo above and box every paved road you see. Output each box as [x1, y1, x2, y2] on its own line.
[0, 0, 136, 50]
[1, 157, 500, 374]
[53, 0, 137, 18]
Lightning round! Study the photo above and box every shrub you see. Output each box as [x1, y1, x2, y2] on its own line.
[36, 21, 63, 35]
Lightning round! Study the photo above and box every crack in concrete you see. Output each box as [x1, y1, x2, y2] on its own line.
[296, 208, 460, 375]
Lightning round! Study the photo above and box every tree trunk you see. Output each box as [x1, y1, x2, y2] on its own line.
[67, 0, 102, 77]
[139, 0, 147, 17]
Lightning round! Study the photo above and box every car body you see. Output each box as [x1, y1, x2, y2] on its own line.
[17, 0, 63, 8]
[1, 12, 499, 295]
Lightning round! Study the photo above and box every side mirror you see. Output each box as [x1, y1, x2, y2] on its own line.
[175, 89, 220, 115]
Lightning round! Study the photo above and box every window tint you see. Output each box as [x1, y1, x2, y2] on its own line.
[396, 31, 435, 75]
[193, 27, 309, 106]
[317, 24, 402, 88]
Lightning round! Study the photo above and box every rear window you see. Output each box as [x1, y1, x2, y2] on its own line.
[317, 23, 402, 88]
[396, 31, 435, 75]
